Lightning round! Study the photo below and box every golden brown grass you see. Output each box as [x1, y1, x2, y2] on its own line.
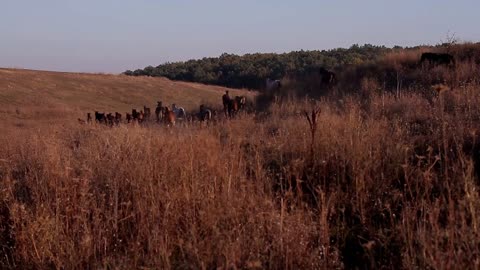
[1, 52, 480, 269]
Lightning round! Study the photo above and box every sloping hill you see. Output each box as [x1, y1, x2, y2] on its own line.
[0, 68, 253, 126]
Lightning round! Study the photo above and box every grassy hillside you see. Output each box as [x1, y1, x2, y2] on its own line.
[0, 68, 253, 127]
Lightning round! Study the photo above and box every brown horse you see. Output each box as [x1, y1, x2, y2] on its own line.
[114, 112, 122, 125]
[163, 107, 176, 126]
[144, 106, 151, 120]
[106, 113, 115, 126]
[138, 111, 145, 123]
[155, 101, 163, 122]
[132, 109, 145, 123]
[222, 91, 231, 117]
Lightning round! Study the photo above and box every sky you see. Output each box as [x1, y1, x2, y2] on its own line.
[1, 0, 478, 73]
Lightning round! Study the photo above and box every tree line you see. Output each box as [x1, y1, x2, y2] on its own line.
[124, 44, 404, 90]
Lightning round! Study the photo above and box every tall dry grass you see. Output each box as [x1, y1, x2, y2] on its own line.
[2, 45, 480, 269]
[1, 84, 480, 269]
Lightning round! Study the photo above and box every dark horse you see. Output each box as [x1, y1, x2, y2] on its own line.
[94, 111, 106, 123]
[420, 52, 455, 66]
[318, 67, 336, 86]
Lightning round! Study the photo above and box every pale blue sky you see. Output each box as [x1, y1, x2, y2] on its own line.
[1, 0, 478, 73]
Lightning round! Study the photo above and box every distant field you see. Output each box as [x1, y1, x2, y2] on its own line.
[0, 68, 253, 127]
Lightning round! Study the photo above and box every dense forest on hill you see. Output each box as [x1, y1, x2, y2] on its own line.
[125, 43, 480, 93]
[124, 44, 401, 89]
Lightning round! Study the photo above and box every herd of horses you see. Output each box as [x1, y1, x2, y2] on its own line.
[80, 51, 454, 127]
[81, 92, 247, 127]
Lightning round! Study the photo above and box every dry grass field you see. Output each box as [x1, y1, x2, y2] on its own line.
[1, 46, 480, 269]
[0, 68, 253, 129]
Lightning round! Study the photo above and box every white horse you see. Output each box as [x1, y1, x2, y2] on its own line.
[198, 105, 212, 122]
[266, 78, 282, 91]
[172, 104, 186, 119]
